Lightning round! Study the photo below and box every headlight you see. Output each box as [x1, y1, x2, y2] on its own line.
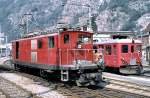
[77, 60, 81, 64]
[73, 60, 81, 65]
[77, 44, 82, 48]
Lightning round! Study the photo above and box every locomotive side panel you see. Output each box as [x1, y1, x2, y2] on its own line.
[12, 35, 59, 69]
[28, 35, 58, 68]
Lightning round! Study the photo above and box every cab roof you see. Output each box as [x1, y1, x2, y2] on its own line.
[94, 39, 142, 44]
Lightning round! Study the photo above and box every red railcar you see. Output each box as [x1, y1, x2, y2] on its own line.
[94, 38, 143, 74]
[12, 30, 105, 86]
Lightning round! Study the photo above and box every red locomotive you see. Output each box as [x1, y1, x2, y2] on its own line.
[93, 36, 143, 74]
[12, 29, 105, 86]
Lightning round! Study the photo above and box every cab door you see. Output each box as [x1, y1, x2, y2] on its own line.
[120, 44, 130, 65]
[47, 36, 57, 66]
[104, 45, 112, 67]
[60, 33, 71, 66]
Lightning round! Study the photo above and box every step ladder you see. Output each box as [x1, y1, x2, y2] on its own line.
[61, 70, 69, 81]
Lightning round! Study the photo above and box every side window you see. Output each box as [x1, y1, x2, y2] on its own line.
[0, 48, 5, 57]
[48, 36, 55, 48]
[113, 45, 117, 55]
[131, 45, 134, 53]
[64, 34, 69, 44]
[122, 45, 128, 53]
[38, 39, 42, 49]
[106, 45, 111, 55]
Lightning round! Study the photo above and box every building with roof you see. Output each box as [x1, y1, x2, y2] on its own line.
[142, 23, 150, 65]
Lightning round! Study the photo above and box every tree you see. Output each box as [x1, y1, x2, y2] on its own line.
[91, 15, 98, 33]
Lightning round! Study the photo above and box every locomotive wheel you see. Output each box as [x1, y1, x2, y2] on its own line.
[40, 69, 47, 78]
[14, 64, 20, 71]
[76, 80, 89, 87]
[75, 74, 87, 87]
[76, 80, 82, 87]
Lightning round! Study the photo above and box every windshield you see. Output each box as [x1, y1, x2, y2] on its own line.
[136, 45, 141, 52]
[78, 34, 92, 44]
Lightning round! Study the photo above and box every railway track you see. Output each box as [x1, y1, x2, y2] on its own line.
[0, 68, 149, 98]
[53, 82, 149, 98]
[0, 75, 32, 98]
[103, 74, 150, 97]
[17, 71, 149, 98]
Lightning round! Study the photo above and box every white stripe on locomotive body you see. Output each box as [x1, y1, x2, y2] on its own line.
[94, 39, 142, 44]
[12, 33, 58, 42]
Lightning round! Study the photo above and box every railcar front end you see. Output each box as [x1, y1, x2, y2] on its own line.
[94, 39, 143, 75]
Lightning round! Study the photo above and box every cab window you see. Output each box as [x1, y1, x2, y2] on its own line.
[122, 45, 128, 53]
[136, 45, 141, 52]
[131, 45, 134, 53]
[38, 39, 42, 49]
[113, 45, 117, 55]
[106, 45, 111, 55]
[64, 34, 69, 44]
[48, 36, 55, 48]
[78, 34, 91, 44]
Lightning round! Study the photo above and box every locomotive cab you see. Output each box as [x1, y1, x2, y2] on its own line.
[59, 31, 105, 86]
[60, 31, 101, 69]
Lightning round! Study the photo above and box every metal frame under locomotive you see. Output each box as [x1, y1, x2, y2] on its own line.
[94, 38, 143, 74]
[12, 30, 104, 86]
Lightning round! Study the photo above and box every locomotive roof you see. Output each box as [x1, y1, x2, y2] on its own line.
[94, 39, 142, 44]
[12, 30, 92, 42]
[12, 33, 58, 42]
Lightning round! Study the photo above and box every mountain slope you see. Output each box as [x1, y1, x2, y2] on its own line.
[0, 0, 150, 41]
